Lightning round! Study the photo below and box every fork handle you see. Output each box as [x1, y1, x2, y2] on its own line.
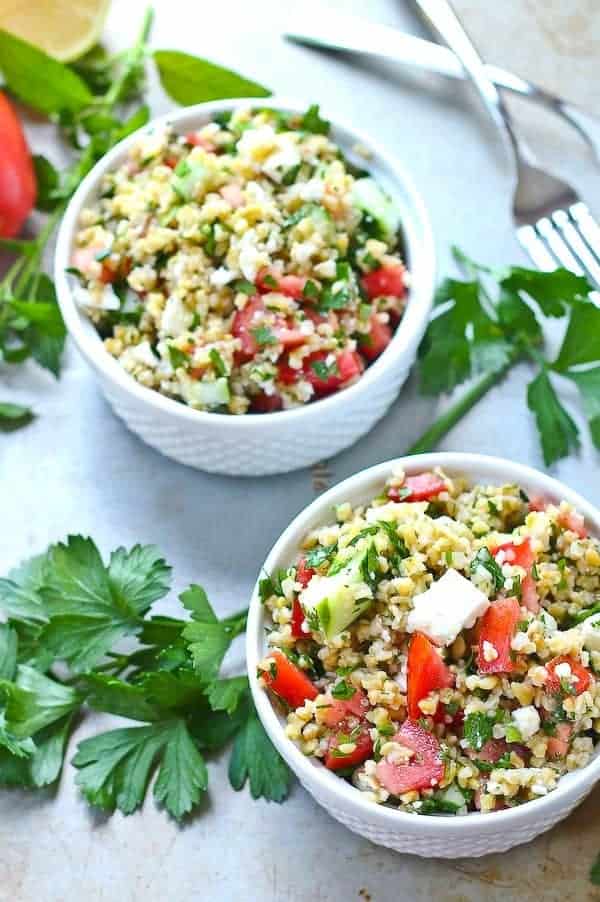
[411, 0, 526, 164]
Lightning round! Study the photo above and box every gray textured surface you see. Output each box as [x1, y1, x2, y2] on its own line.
[1, 0, 600, 899]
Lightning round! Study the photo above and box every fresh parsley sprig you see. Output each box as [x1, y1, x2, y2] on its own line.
[410, 248, 600, 465]
[0, 536, 291, 820]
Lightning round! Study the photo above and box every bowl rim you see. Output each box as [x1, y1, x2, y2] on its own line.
[53, 95, 436, 428]
[247, 452, 600, 836]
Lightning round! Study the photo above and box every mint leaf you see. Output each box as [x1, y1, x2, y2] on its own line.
[566, 367, 600, 450]
[553, 300, 600, 371]
[153, 50, 270, 105]
[228, 703, 291, 802]
[0, 29, 92, 114]
[0, 402, 34, 431]
[527, 369, 579, 465]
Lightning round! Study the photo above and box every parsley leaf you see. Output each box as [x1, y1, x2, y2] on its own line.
[208, 676, 250, 715]
[303, 544, 337, 569]
[251, 325, 277, 346]
[228, 702, 291, 802]
[39, 537, 171, 671]
[331, 680, 356, 700]
[553, 299, 600, 371]
[462, 712, 494, 751]
[0, 625, 17, 681]
[311, 358, 338, 380]
[501, 267, 589, 317]
[182, 591, 247, 683]
[470, 548, 504, 593]
[527, 369, 580, 466]
[565, 367, 600, 450]
[300, 104, 330, 135]
[0, 666, 82, 739]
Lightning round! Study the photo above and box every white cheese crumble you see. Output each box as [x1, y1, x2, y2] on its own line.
[482, 640, 498, 663]
[129, 340, 158, 368]
[210, 267, 236, 288]
[511, 706, 540, 740]
[406, 569, 490, 646]
[579, 614, 600, 651]
[554, 662, 572, 680]
[161, 295, 190, 337]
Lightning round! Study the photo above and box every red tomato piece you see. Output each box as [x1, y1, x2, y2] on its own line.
[558, 509, 587, 539]
[476, 738, 530, 765]
[477, 596, 521, 674]
[388, 472, 447, 503]
[71, 247, 115, 284]
[250, 391, 282, 413]
[186, 131, 216, 152]
[261, 650, 318, 708]
[296, 557, 315, 588]
[231, 296, 265, 363]
[361, 264, 406, 301]
[375, 720, 444, 794]
[545, 655, 591, 696]
[0, 92, 36, 238]
[322, 689, 370, 728]
[291, 598, 310, 638]
[325, 723, 373, 771]
[528, 495, 548, 513]
[358, 315, 393, 362]
[277, 357, 300, 385]
[303, 350, 364, 396]
[492, 538, 539, 612]
[219, 183, 244, 208]
[407, 633, 454, 719]
[546, 722, 573, 758]
[273, 319, 307, 349]
[256, 268, 307, 299]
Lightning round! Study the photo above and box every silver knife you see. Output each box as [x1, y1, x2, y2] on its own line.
[284, 11, 600, 161]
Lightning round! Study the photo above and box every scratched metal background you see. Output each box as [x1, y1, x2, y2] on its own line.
[1, 0, 600, 899]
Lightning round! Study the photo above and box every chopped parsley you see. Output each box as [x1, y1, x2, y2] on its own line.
[168, 345, 188, 369]
[462, 712, 494, 751]
[300, 103, 330, 135]
[251, 326, 277, 346]
[303, 543, 337, 569]
[331, 680, 356, 700]
[232, 278, 256, 295]
[310, 358, 338, 381]
[209, 348, 227, 376]
[302, 279, 320, 300]
[470, 547, 505, 593]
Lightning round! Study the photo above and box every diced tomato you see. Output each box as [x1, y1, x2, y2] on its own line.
[296, 557, 315, 588]
[273, 318, 307, 349]
[492, 538, 539, 613]
[322, 689, 370, 728]
[375, 719, 444, 795]
[250, 391, 282, 413]
[528, 495, 547, 513]
[303, 350, 364, 396]
[475, 738, 530, 765]
[291, 598, 309, 639]
[477, 597, 521, 674]
[261, 650, 318, 708]
[325, 723, 373, 771]
[358, 315, 393, 362]
[303, 307, 327, 326]
[186, 131, 216, 152]
[164, 155, 178, 169]
[558, 509, 587, 539]
[231, 295, 264, 363]
[256, 268, 307, 299]
[407, 633, 454, 719]
[546, 722, 573, 758]
[388, 472, 447, 503]
[277, 357, 300, 385]
[71, 246, 116, 284]
[219, 183, 244, 208]
[361, 264, 406, 301]
[545, 655, 591, 696]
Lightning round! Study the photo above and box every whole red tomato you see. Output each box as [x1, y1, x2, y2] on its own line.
[0, 92, 36, 238]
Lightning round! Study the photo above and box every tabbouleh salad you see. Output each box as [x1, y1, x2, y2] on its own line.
[257, 468, 600, 815]
[70, 105, 408, 414]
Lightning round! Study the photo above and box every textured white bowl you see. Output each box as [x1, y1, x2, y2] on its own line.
[248, 453, 600, 857]
[54, 98, 435, 476]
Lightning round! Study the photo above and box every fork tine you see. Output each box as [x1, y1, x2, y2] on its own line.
[535, 217, 584, 274]
[552, 210, 600, 287]
[515, 225, 556, 271]
[570, 202, 600, 265]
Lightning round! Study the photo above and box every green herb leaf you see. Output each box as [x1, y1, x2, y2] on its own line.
[228, 703, 291, 802]
[180, 584, 217, 622]
[168, 345, 188, 369]
[501, 267, 590, 317]
[463, 711, 494, 751]
[0, 625, 17, 681]
[331, 680, 356, 700]
[0, 29, 92, 114]
[310, 358, 338, 380]
[232, 279, 256, 295]
[153, 719, 208, 819]
[553, 299, 600, 372]
[207, 676, 249, 715]
[0, 402, 34, 431]
[470, 548, 504, 592]
[81, 673, 165, 723]
[565, 367, 600, 450]
[0, 666, 82, 738]
[251, 325, 277, 346]
[153, 50, 270, 105]
[32, 155, 61, 212]
[300, 104, 330, 135]
[590, 852, 600, 886]
[527, 369, 579, 466]
[303, 544, 337, 569]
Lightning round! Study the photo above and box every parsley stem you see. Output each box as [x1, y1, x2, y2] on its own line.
[101, 6, 154, 110]
[407, 346, 523, 454]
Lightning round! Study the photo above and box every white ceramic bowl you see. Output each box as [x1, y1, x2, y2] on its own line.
[248, 452, 600, 857]
[54, 98, 435, 476]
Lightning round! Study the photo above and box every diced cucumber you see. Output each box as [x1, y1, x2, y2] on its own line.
[437, 783, 467, 812]
[186, 377, 230, 409]
[352, 177, 401, 239]
[300, 546, 373, 639]
[171, 161, 210, 200]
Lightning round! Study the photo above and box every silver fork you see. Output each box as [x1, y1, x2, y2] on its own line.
[412, 0, 600, 287]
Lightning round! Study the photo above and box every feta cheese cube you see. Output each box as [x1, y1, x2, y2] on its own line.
[511, 706, 541, 740]
[580, 614, 600, 651]
[161, 295, 190, 337]
[406, 569, 490, 646]
[129, 341, 158, 368]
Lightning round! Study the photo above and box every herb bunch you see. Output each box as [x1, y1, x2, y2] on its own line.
[0, 6, 269, 429]
[411, 248, 600, 466]
[0, 536, 290, 819]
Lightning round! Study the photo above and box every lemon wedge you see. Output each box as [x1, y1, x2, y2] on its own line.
[0, 0, 111, 62]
